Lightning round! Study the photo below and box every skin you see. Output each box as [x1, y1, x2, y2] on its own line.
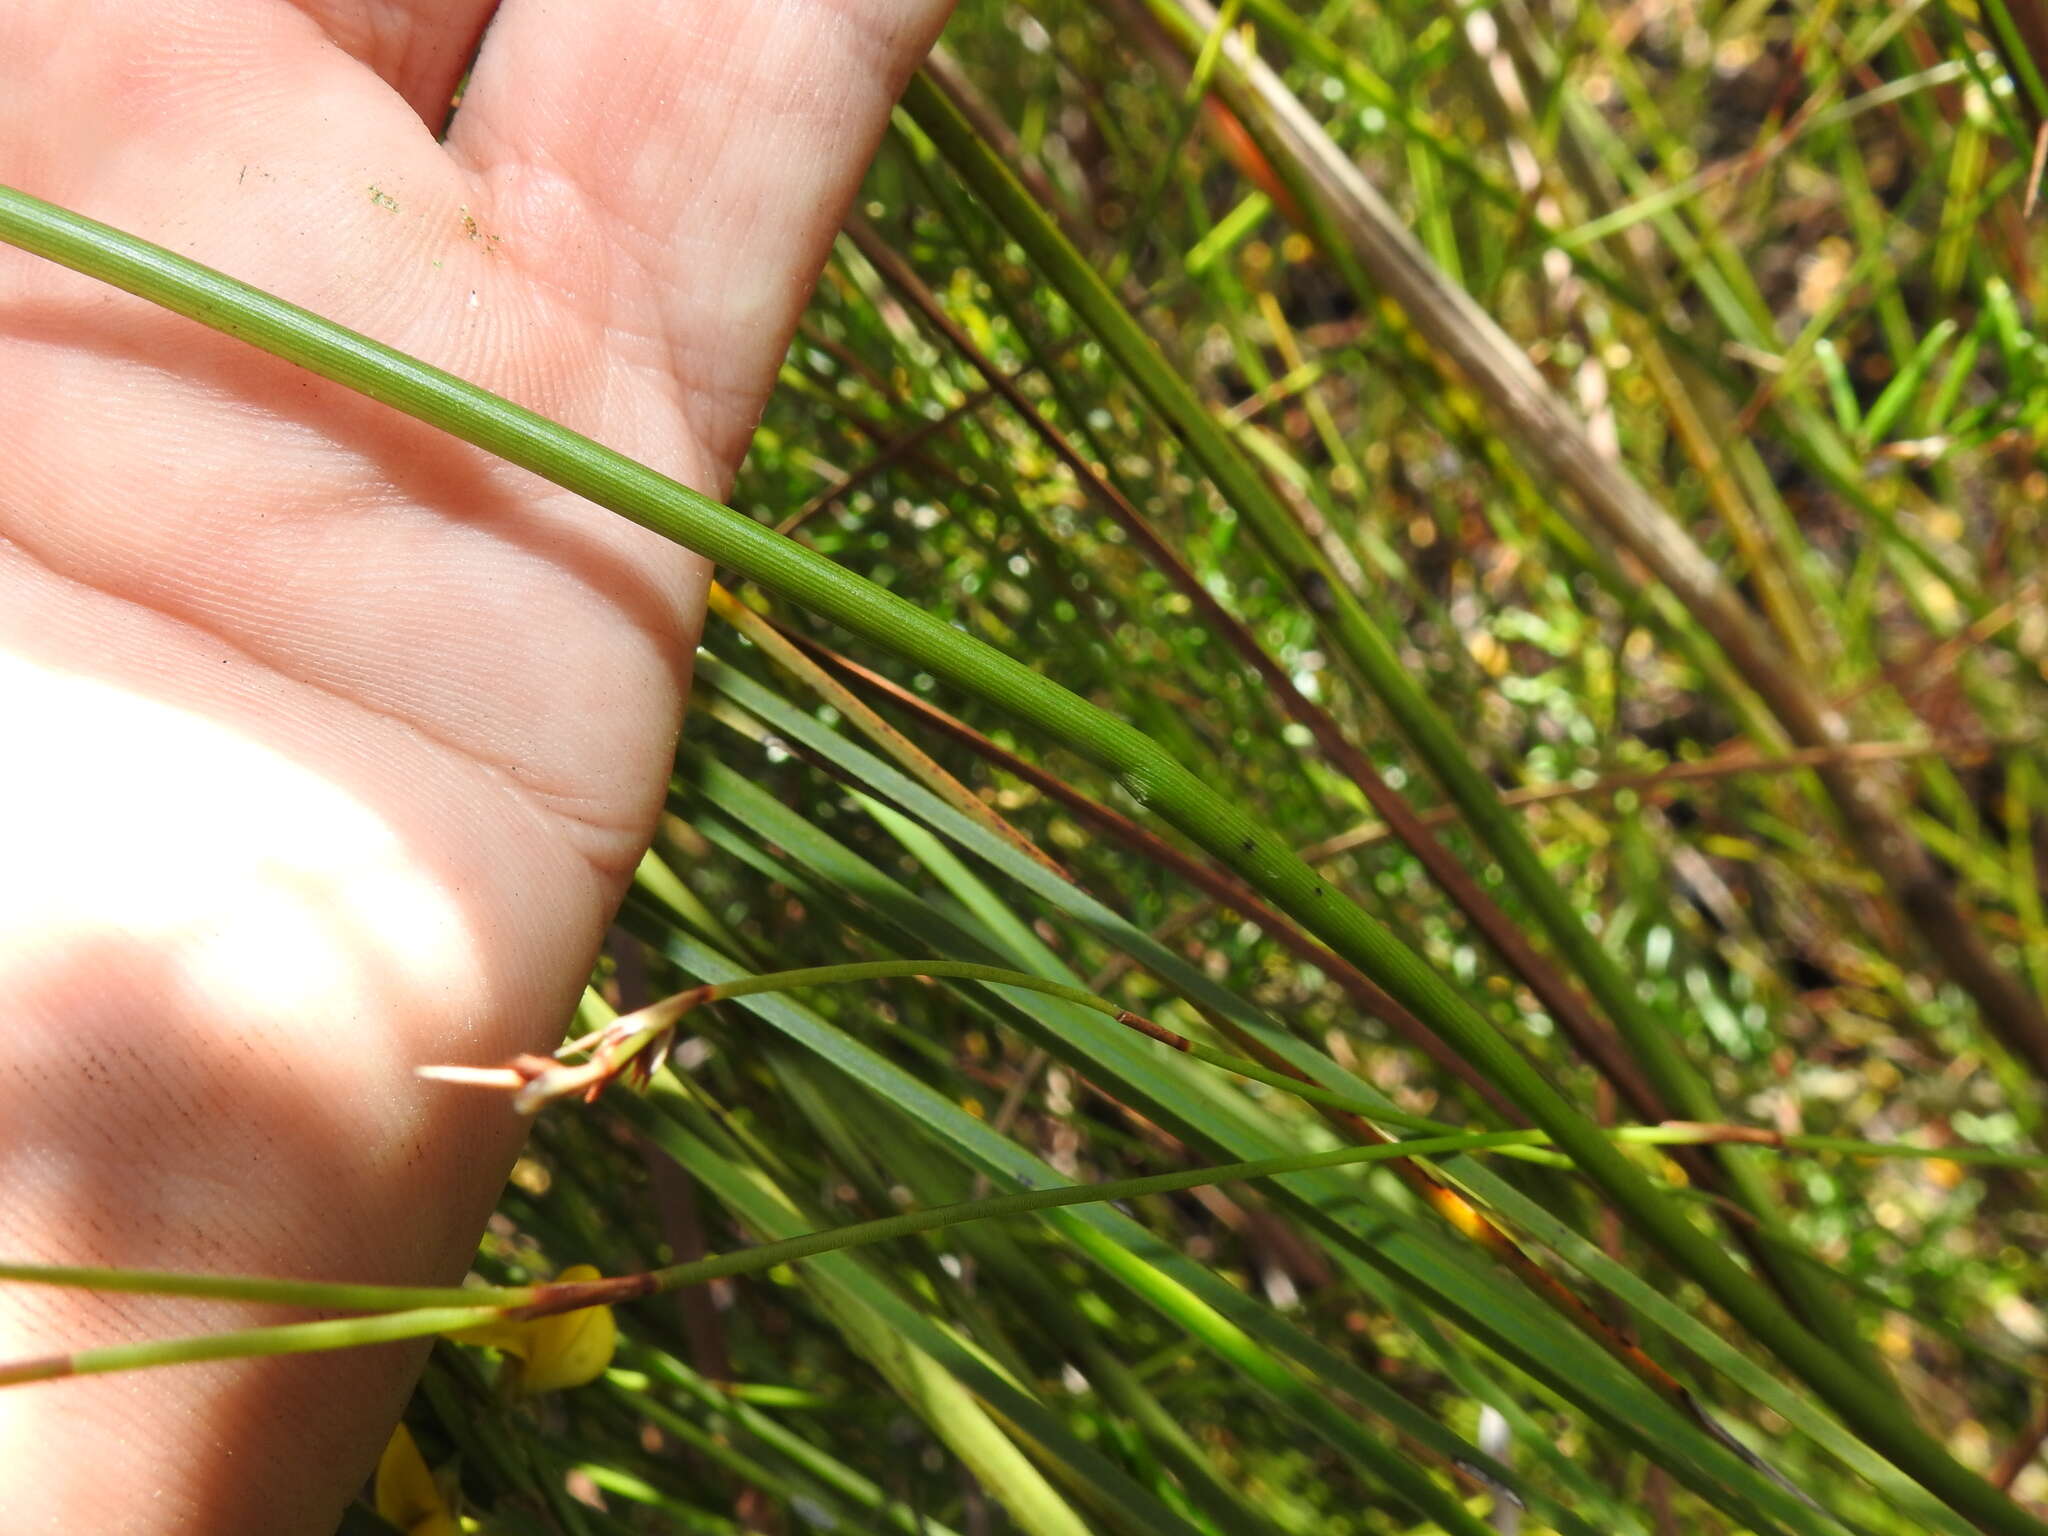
[0, 0, 952, 1528]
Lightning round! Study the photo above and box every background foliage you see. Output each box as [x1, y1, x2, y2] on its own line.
[369, 2, 2048, 1531]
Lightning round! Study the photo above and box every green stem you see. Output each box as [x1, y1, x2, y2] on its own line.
[8, 1096, 2032, 1325]
[0, 180, 2032, 1534]
[0, 1134, 1526, 1383]
[707, 959, 1113, 1013]
[0, 1305, 491, 1387]
[0, 1264, 529, 1312]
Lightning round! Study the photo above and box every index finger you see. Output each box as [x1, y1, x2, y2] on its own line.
[443, 0, 955, 476]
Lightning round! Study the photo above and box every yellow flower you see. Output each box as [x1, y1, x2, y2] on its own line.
[375, 1423, 462, 1536]
[458, 1264, 617, 1394]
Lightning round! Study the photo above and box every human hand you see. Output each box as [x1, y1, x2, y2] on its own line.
[0, 2, 949, 1528]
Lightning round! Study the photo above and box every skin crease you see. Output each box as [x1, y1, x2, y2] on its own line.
[0, 1, 954, 1529]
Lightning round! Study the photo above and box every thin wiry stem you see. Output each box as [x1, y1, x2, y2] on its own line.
[0, 1134, 1533, 1388]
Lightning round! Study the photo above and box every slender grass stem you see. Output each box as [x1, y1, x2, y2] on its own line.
[10, 1070, 2018, 1332]
[0, 1265, 529, 1312]
[0, 1306, 491, 1387]
[0, 1134, 1525, 1384]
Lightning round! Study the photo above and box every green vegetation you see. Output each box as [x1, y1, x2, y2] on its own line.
[8, 1, 2048, 1531]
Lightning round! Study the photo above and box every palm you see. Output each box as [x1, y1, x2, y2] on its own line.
[0, 2, 947, 1528]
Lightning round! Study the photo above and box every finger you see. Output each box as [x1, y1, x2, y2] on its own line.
[0, 0, 709, 873]
[1, 1, 491, 174]
[444, 0, 955, 475]
[283, 0, 500, 129]
[0, 0, 471, 263]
